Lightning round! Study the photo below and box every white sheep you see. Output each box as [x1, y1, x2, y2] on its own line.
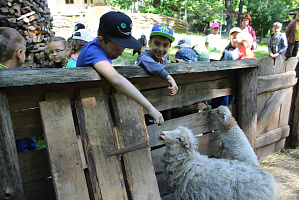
[158, 126, 277, 200]
[210, 106, 259, 166]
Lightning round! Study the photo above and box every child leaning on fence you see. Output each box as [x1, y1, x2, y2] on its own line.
[76, 11, 164, 125]
[0, 27, 38, 152]
[136, 24, 178, 96]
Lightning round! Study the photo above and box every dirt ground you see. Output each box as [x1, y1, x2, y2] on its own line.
[259, 149, 299, 200]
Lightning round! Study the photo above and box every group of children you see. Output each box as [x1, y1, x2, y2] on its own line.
[0, 11, 288, 152]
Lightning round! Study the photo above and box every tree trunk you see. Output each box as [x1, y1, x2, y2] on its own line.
[237, 0, 243, 27]
[259, 27, 263, 43]
[153, 0, 160, 8]
[225, 0, 232, 34]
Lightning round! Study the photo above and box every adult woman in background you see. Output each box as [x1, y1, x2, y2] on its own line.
[239, 14, 257, 49]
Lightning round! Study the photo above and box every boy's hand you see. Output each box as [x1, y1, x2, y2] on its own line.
[171, 58, 184, 63]
[166, 75, 178, 96]
[148, 108, 164, 126]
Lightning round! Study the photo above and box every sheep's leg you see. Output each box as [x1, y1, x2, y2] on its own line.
[215, 142, 225, 158]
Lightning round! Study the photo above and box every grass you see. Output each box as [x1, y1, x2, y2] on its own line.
[112, 33, 271, 66]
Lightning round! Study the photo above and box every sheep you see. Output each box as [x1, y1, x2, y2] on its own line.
[158, 126, 277, 200]
[210, 106, 259, 166]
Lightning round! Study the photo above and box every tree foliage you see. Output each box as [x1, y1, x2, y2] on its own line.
[110, 0, 299, 39]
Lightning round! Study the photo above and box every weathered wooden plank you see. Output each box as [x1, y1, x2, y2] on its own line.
[285, 57, 298, 72]
[274, 54, 286, 74]
[112, 92, 161, 200]
[290, 81, 299, 147]
[39, 92, 90, 200]
[255, 125, 289, 148]
[265, 106, 280, 132]
[11, 108, 43, 140]
[0, 59, 260, 87]
[256, 143, 276, 160]
[237, 67, 258, 147]
[138, 70, 235, 91]
[279, 88, 293, 127]
[257, 88, 290, 135]
[143, 77, 236, 112]
[259, 56, 274, 76]
[23, 178, 56, 200]
[257, 93, 271, 125]
[18, 148, 51, 184]
[0, 90, 25, 199]
[147, 111, 218, 147]
[75, 87, 128, 200]
[257, 71, 297, 94]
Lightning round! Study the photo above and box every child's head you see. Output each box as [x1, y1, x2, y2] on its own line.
[228, 27, 242, 48]
[71, 29, 94, 54]
[175, 38, 192, 49]
[148, 24, 174, 62]
[0, 27, 26, 67]
[236, 32, 253, 50]
[48, 36, 69, 65]
[97, 11, 140, 59]
[211, 22, 220, 34]
[272, 22, 282, 33]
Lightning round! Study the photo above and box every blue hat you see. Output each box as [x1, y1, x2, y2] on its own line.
[175, 48, 197, 62]
[99, 11, 140, 49]
[150, 24, 175, 43]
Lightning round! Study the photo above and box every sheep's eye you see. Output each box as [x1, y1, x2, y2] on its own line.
[176, 137, 182, 142]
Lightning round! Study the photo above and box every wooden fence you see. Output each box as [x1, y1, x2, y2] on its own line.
[0, 57, 298, 199]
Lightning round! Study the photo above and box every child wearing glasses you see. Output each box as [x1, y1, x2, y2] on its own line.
[48, 36, 69, 68]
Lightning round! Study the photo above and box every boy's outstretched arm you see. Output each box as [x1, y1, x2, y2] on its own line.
[165, 75, 178, 96]
[94, 60, 164, 125]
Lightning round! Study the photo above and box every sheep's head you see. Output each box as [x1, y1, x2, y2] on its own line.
[158, 126, 197, 151]
[210, 105, 232, 122]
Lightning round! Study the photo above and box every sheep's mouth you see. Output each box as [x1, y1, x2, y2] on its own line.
[157, 135, 165, 141]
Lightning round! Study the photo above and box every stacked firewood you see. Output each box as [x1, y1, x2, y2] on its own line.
[0, 0, 54, 68]
[129, 13, 188, 33]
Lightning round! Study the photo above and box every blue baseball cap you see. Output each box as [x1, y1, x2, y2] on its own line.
[150, 24, 175, 43]
[99, 11, 140, 48]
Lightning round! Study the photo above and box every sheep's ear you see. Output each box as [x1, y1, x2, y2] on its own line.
[177, 124, 181, 128]
[184, 142, 190, 149]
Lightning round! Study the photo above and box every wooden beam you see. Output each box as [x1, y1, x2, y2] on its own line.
[0, 59, 261, 87]
[237, 67, 258, 148]
[257, 88, 290, 135]
[111, 91, 161, 200]
[255, 125, 289, 148]
[75, 87, 128, 200]
[0, 90, 25, 199]
[257, 71, 297, 94]
[39, 92, 90, 199]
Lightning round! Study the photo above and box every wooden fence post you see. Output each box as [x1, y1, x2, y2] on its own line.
[0, 89, 25, 200]
[237, 67, 258, 148]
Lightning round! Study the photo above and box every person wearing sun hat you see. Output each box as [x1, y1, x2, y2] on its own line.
[205, 22, 223, 61]
[76, 11, 165, 126]
[65, 29, 94, 68]
[172, 38, 197, 62]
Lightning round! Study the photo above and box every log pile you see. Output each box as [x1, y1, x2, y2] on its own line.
[0, 0, 54, 68]
[129, 13, 188, 33]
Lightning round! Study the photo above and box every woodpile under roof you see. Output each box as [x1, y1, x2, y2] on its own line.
[0, 0, 54, 68]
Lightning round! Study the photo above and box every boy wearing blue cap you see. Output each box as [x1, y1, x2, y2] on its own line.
[77, 11, 164, 125]
[136, 24, 178, 96]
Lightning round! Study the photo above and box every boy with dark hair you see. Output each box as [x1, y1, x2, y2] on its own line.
[77, 11, 164, 125]
[136, 24, 178, 96]
[0, 27, 38, 152]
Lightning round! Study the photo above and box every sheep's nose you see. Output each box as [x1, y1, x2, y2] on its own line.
[160, 132, 165, 136]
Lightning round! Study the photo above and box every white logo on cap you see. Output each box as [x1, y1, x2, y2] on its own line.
[117, 26, 131, 36]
